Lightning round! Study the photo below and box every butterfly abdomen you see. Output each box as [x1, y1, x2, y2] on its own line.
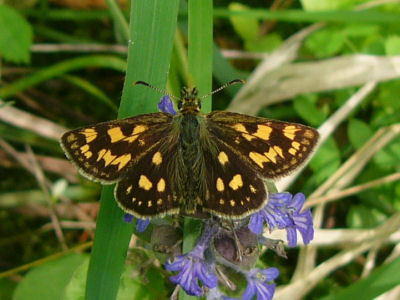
[177, 113, 205, 213]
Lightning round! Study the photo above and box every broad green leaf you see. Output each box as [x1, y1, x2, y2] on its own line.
[347, 205, 386, 228]
[309, 138, 341, 184]
[319, 255, 400, 300]
[228, 3, 259, 42]
[293, 94, 326, 126]
[62, 259, 89, 300]
[347, 119, 373, 150]
[13, 254, 87, 300]
[305, 28, 345, 58]
[0, 4, 32, 63]
[385, 35, 400, 55]
[245, 33, 282, 53]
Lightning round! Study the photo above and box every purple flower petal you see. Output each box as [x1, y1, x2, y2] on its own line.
[123, 213, 134, 223]
[136, 218, 150, 233]
[248, 192, 314, 248]
[165, 223, 219, 297]
[225, 267, 279, 300]
[158, 95, 176, 115]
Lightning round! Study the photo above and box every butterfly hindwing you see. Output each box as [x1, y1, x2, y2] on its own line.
[60, 112, 173, 183]
[201, 139, 267, 219]
[115, 141, 180, 218]
[207, 111, 319, 178]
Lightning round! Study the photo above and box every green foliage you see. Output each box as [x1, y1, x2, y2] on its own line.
[228, 3, 282, 53]
[0, 4, 32, 63]
[13, 254, 87, 300]
[2, 1, 400, 300]
[319, 255, 400, 300]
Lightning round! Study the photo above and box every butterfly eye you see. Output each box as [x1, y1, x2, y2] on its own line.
[178, 101, 183, 110]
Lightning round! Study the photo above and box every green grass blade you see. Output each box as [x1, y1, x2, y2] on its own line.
[105, 0, 129, 43]
[84, 1, 179, 300]
[0, 55, 126, 99]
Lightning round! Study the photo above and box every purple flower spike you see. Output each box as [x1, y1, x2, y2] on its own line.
[225, 267, 279, 300]
[248, 192, 314, 248]
[165, 223, 219, 297]
[158, 95, 176, 115]
[286, 193, 314, 247]
[165, 244, 218, 296]
[122, 213, 150, 233]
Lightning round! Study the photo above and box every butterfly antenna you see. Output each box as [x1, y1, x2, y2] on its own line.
[134, 81, 180, 101]
[200, 79, 245, 99]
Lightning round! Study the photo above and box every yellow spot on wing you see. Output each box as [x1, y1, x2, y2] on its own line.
[157, 198, 163, 205]
[250, 185, 257, 194]
[288, 148, 297, 155]
[273, 146, 284, 158]
[232, 123, 248, 133]
[83, 151, 93, 159]
[264, 148, 278, 164]
[81, 128, 97, 143]
[102, 150, 116, 166]
[111, 153, 131, 170]
[283, 125, 300, 140]
[108, 127, 126, 143]
[80, 144, 90, 153]
[249, 151, 269, 168]
[148, 200, 152, 207]
[229, 174, 243, 190]
[292, 141, 300, 150]
[218, 151, 229, 165]
[132, 125, 147, 135]
[66, 133, 77, 143]
[230, 200, 236, 207]
[219, 198, 225, 205]
[139, 175, 152, 190]
[216, 177, 224, 192]
[304, 129, 315, 139]
[97, 149, 106, 161]
[253, 124, 272, 141]
[152, 152, 163, 166]
[126, 185, 133, 194]
[157, 178, 166, 192]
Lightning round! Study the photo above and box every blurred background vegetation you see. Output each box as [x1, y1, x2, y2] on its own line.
[1, 0, 400, 299]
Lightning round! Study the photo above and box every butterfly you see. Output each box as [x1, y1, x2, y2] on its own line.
[60, 81, 319, 220]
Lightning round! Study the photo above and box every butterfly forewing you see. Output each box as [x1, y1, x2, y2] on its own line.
[60, 112, 173, 183]
[207, 111, 319, 178]
[202, 139, 267, 219]
[115, 142, 180, 218]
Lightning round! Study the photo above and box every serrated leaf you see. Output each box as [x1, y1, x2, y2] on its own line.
[13, 254, 87, 300]
[348, 119, 373, 149]
[0, 5, 32, 64]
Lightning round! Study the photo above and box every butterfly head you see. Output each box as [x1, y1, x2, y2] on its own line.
[178, 87, 201, 112]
